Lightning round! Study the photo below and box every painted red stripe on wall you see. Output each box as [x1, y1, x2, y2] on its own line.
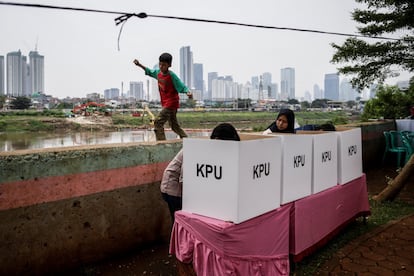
[0, 161, 169, 211]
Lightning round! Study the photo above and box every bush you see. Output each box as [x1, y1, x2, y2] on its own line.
[26, 120, 53, 131]
[0, 120, 6, 131]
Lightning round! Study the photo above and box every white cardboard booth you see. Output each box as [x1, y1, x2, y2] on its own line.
[297, 131, 338, 194]
[336, 127, 363, 184]
[182, 134, 282, 224]
[266, 133, 313, 204]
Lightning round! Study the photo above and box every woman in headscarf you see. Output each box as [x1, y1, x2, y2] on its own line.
[262, 108, 296, 134]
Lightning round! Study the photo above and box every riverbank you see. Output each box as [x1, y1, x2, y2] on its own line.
[0, 109, 351, 133]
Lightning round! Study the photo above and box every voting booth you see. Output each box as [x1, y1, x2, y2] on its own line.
[182, 134, 282, 223]
[268, 134, 313, 204]
[173, 128, 369, 272]
[336, 127, 363, 184]
[297, 131, 338, 194]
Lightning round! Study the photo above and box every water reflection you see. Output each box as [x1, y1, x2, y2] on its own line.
[0, 130, 210, 152]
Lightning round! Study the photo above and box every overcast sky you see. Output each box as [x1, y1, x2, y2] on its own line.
[0, 0, 411, 99]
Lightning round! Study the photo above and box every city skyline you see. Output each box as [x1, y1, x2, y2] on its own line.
[1, 47, 406, 103]
[0, 0, 411, 100]
[1, 49, 44, 97]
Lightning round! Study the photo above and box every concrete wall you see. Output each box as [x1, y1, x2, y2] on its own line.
[0, 141, 182, 275]
[0, 121, 396, 275]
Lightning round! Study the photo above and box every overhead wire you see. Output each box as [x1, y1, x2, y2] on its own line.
[0, 1, 402, 51]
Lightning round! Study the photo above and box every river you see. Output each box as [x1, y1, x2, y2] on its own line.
[0, 129, 210, 152]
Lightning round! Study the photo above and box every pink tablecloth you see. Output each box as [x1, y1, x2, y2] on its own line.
[290, 174, 370, 261]
[170, 205, 291, 276]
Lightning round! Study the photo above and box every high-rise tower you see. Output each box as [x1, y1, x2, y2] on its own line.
[193, 63, 204, 96]
[0, 56, 4, 95]
[179, 46, 193, 89]
[6, 49, 44, 97]
[29, 50, 44, 95]
[280, 67, 295, 100]
[6, 50, 24, 97]
[207, 72, 218, 101]
[324, 73, 340, 101]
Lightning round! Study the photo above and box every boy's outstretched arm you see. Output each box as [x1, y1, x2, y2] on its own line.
[133, 59, 146, 70]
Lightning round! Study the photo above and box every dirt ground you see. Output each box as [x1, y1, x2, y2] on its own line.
[63, 164, 413, 276]
[66, 116, 113, 126]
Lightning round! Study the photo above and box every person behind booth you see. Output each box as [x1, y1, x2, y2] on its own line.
[160, 123, 240, 223]
[405, 106, 414, 119]
[262, 108, 296, 134]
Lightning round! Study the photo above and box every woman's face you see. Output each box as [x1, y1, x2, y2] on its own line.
[276, 114, 289, 131]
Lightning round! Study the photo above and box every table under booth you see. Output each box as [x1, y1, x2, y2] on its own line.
[169, 129, 370, 275]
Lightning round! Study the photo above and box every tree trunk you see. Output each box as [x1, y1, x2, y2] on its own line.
[373, 154, 414, 202]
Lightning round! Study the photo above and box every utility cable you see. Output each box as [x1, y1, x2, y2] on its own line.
[0, 1, 402, 51]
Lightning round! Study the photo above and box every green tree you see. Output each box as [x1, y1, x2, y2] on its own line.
[301, 101, 311, 109]
[236, 98, 251, 109]
[361, 82, 414, 120]
[0, 95, 6, 108]
[288, 98, 299, 105]
[55, 102, 73, 109]
[10, 96, 31, 110]
[331, 0, 414, 91]
[311, 99, 329, 108]
[346, 100, 357, 108]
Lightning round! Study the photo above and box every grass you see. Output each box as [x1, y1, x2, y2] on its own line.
[0, 116, 56, 131]
[293, 198, 414, 275]
[174, 110, 349, 130]
[110, 110, 349, 131]
[0, 110, 349, 132]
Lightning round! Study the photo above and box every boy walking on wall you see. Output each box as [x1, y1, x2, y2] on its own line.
[133, 53, 192, 141]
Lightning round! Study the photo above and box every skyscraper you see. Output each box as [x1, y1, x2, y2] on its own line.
[258, 75, 264, 100]
[211, 77, 225, 101]
[104, 88, 120, 99]
[0, 56, 4, 95]
[262, 72, 273, 99]
[324, 73, 340, 101]
[129, 81, 144, 100]
[179, 46, 193, 89]
[6, 49, 44, 97]
[304, 90, 312, 102]
[6, 50, 24, 97]
[193, 63, 204, 94]
[269, 83, 278, 100]
[207, 72, 218, 101]
[313, 84, 322, 100]
[29, 50, 44, 95]
[251, 76, 259, 90]
[22, 55, 29, 96]
[340, 78, 358, 101]
[280, 67, 295, 100]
